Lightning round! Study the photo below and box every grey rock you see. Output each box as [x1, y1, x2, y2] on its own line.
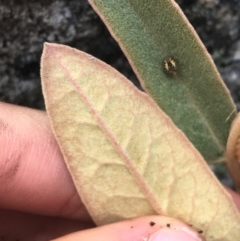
[1, 0, 240, 110]
[0, 0, 138, 109]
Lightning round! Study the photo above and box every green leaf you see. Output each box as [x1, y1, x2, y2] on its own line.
[88, 0, 237, 162]
[41, 43, 240, 241]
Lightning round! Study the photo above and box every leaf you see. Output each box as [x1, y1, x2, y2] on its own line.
[88, 0, 237, 162]
[227, 113, 240, 192]
[41, 43, 240, 241]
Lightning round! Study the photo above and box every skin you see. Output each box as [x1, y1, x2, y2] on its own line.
[0, 102, 239, 241]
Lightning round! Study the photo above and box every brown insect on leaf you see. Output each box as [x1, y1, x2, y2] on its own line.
[163, 58, 177, 76]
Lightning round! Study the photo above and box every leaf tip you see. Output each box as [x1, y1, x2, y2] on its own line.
[43, 42, 54, 53]
[43, 42, 52, 47]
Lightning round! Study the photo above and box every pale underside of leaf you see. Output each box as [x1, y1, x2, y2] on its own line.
[88, 0, 237, 162]
[41, 43, 240, 241]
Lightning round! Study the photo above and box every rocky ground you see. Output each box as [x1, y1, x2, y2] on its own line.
[1, 0, 240, 186]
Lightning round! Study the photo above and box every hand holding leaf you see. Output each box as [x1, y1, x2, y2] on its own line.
[41, 43, 240, 241]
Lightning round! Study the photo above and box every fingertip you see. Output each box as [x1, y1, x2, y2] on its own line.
[52, 216, 204, 241]
[148, 226, 203, 241]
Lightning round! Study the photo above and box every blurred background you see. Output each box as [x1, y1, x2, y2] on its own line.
[1, 0, 240, 186]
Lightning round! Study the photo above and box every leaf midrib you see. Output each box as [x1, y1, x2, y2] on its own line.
[51, 48, 165, 215]
[126, 1, 224, 155]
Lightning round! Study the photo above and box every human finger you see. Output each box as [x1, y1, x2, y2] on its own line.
[0, 208, 94, 241]
[52, 215, 204, 241]
[0, 102, 89, 221]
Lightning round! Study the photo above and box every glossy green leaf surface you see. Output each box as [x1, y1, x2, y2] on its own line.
[89, 0, 237, 162]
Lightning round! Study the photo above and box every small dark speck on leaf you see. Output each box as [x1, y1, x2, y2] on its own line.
[163, 57, 177, 76]
[166, 223, 171, 228]
[149, 221, 155, 226]
[198, 230, 203, 234]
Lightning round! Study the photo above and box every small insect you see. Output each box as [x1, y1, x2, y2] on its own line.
[163, 57, 177, 76]
[166, 223, 171, 228]
[198, 230, 203, 234]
